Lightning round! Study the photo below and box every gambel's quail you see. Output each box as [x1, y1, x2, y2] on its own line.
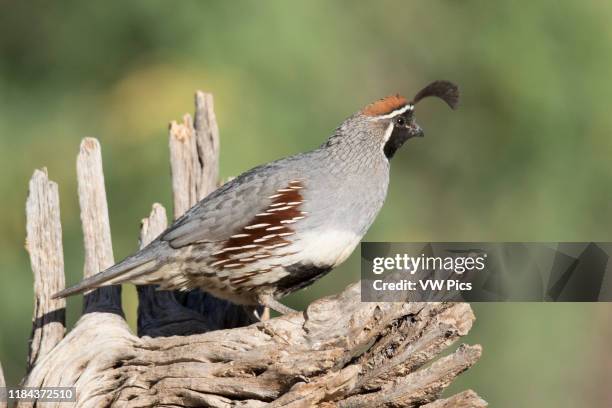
[53, 80, 459, 314]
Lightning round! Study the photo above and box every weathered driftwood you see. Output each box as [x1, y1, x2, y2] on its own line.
[168, 92, 217, 216]
[169, 91, 219, 219]
[78, 138, 123, 315]
[21, 284, 481, 407]
[25, 169, 66, 373]
[13, 91, 486, 407]
[421, 390, 487, 408]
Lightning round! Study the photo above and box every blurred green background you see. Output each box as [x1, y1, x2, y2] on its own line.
[1, 1, 611, 406]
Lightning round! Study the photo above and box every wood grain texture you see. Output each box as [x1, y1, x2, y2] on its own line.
[194, 91, 220, 196]
[168, 91, 219, 218]
[20, 283, 484, 407]
[25, 169, 66, 372]
[422, 390, 488, 408]
[77, 138, 122, 315]
[169, 114, 200, 220]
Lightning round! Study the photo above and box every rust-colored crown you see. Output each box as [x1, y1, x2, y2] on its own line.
[362, 94, 408, 117]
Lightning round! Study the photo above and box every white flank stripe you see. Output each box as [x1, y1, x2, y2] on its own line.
[223, 246, 242, 251]
[230, 233, 250, 238]
[266, 226, 285, 231]
[263, 234, 278, 239]
[265, 242, 290, 249]
[245, 223, 271, 230]
[253, 235, 275, 243]
[268, 206, 293, 212]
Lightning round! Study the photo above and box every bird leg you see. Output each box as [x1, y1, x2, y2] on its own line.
[258, 294, 297, 315]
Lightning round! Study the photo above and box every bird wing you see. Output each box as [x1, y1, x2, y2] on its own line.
[162, 159, 305, 249]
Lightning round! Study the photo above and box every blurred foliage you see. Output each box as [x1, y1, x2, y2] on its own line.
[1, 1, 611, 406]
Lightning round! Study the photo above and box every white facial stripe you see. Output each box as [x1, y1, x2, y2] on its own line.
[372, 104, 414, 120]
[380, 122, 395, 157]
[383, 122, 394, 144]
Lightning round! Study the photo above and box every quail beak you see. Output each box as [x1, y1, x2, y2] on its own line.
[409, 121, 424, 138]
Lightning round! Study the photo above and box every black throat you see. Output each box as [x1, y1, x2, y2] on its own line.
[383, 125, 411, 159]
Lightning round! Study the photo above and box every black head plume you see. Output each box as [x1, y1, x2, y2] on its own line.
[412, 80, 460, 110]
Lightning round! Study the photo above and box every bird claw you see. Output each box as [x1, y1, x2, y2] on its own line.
[258, 294, 298, 315]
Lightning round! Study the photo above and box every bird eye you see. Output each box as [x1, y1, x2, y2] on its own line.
[395, 117, 405, 126]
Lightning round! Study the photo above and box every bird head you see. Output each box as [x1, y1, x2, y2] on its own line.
[336, 80, 459, 159]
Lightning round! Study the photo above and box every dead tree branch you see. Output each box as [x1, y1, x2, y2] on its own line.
[21, 283, 481, 407]
[77, 138, 122, 315]
[25, 169, 66, 373]
[421, 390, 488, 408]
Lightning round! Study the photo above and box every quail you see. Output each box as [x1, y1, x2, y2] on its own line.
[53, 80, 459, 314]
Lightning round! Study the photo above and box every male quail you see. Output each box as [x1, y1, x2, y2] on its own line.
[53, 80, 459, 314]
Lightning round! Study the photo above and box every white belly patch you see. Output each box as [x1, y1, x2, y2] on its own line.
[293, 229, 361, 268]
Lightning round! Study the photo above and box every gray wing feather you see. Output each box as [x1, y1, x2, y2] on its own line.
[52, 240, 167, 298]
[162, 159, 304, 248]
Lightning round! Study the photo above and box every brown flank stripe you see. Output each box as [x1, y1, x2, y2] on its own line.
[211, 180, 306, 267]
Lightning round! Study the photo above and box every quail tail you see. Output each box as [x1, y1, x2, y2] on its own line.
[52, 241, 167, 299]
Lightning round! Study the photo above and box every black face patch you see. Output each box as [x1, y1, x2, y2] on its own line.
[384, 111, 419, 159]
[384, 126, 410, 159]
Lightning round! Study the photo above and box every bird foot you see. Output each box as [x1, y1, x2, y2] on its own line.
[258, 295, 298, 315]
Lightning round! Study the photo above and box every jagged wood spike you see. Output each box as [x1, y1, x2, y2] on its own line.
[25, 168, 66, 372]
[194, 91, 220, 198]
[77, 137, 123, 315]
